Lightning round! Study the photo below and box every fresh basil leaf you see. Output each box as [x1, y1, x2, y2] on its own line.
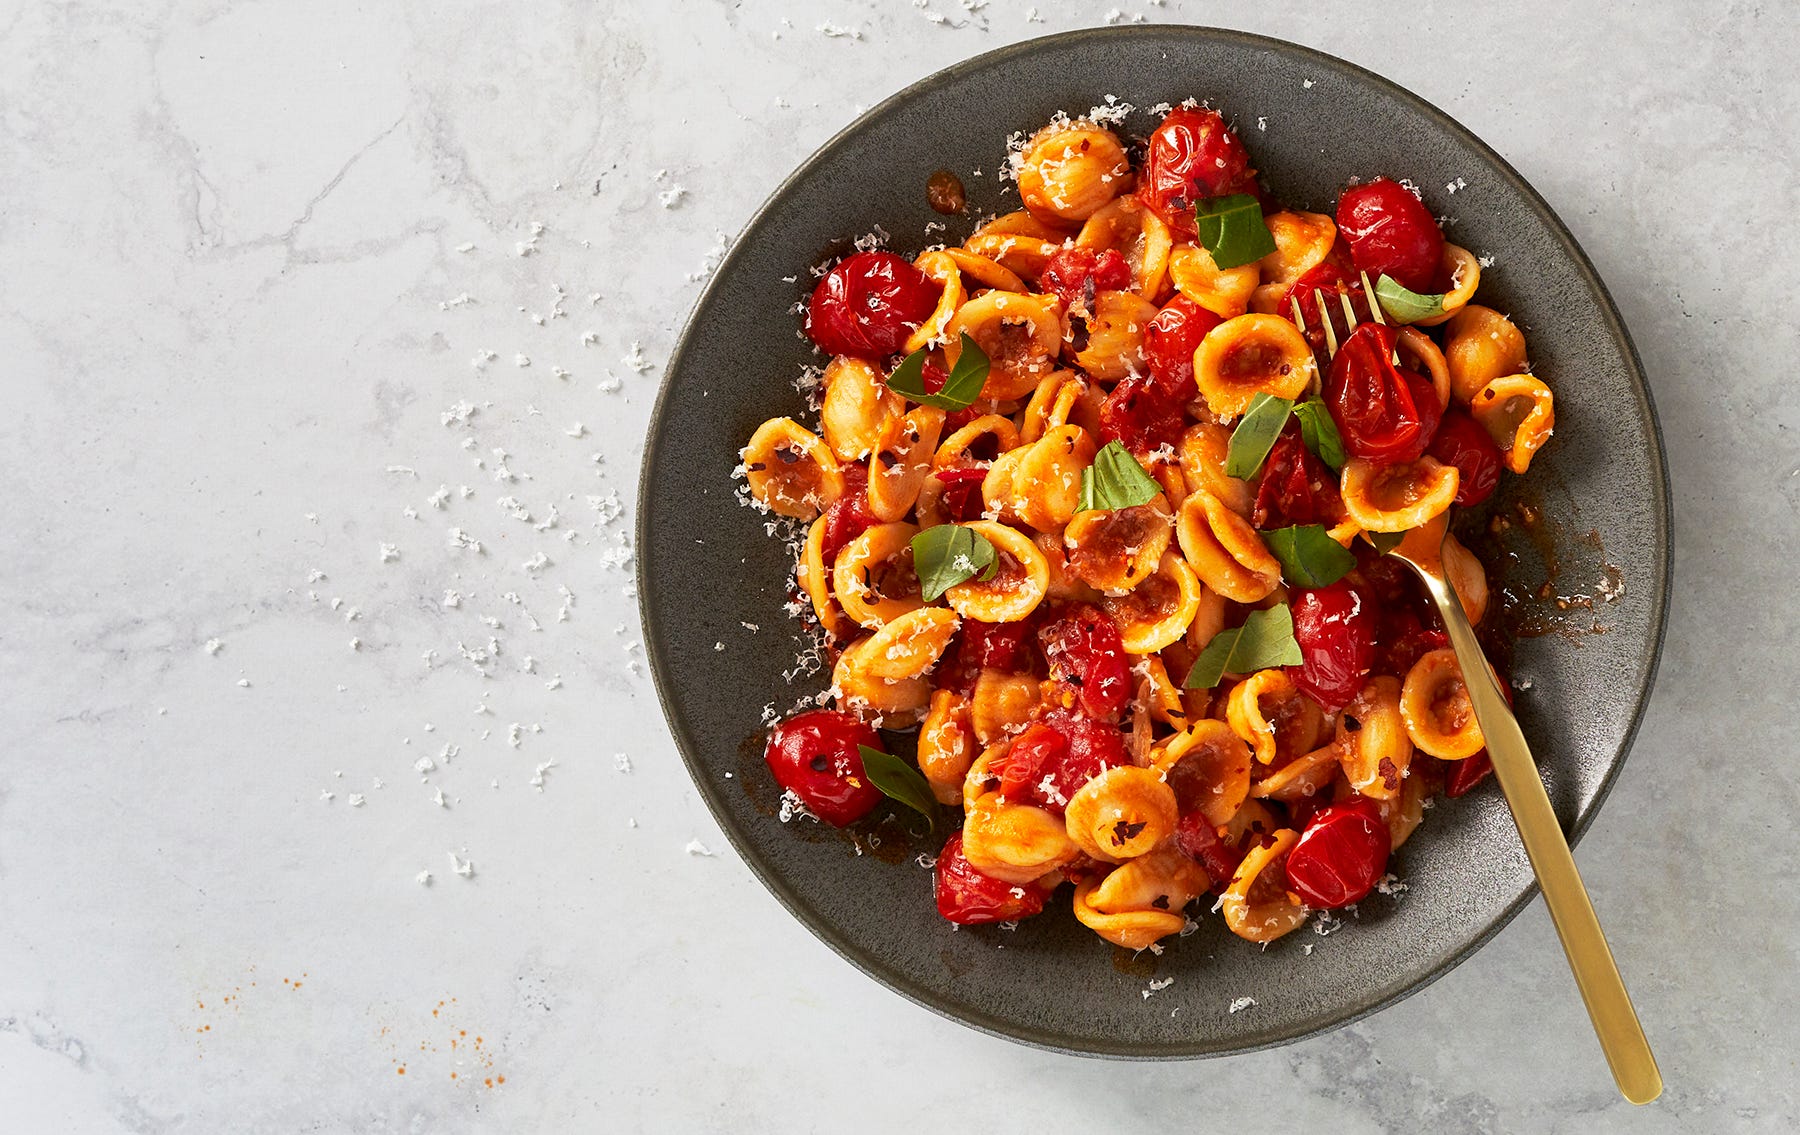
[1293, 397, 1347, 471]
[1078, 439, 1163, 512]
[884, 332, 989, 411]
[857, 745, 940, 830]
[1195, 193, 1279, 270]
[1223, 393, 1295, 478]
[1366, 530, 1406, 555]
[911, 523, 999, 602]
[1184, 605, 1304, 689]
[1374, 274, 1448, 324]
[1263, 524, 1357, 588]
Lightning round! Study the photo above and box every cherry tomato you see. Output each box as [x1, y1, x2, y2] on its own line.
[820, 465, 876, 563]
[1427, 408, 1504, 507]
[1284, 796, 1391, 909]
[1040, 247, 1133, 308]
[1142, 294, 1222, 398]
[1287, 580, 1377, 712]
[763, 710, 883, 826]
[1098, 373, 1186, 455]
[935, 831, 1050, 924]
[991, 712, 1128, 813]
[932, 466, 989, 523]
[1253, 428, 1345, 530]
[1136, 107, 1254, 237]
[960, 617, 1037, 673]
[1326, 323, 1443, 465]
[1444, 750, 1493, 798]
[1373, 608, 1449, 681]
[1174, 810, 1244, 892]
[1335, 178, 1445, 294]
[1281, 255, 1372, 365]
[1038, 603, 1131, 722]
[804, 251, 942, 359]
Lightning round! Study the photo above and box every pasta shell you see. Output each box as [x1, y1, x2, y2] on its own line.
[945, 521, 1051, 623]
[1064, 494, 1174, 593]
[1220, 828, 1307, 943]
[1340, 456, 1459, 532]
[1176, 489, 1280, 602]
[1192, 313, 1316, 421]
[743, 417, 844, 518]
[1016, 121, 1132, 224]
[1075, 196, 1173, 300]
[1063, 765, 1178, 863]
[1471, 374, 1555, 475]
[831, 521, 923, 628]
[1399, 648, 1485, 759]
[1443, 305, 1529, 404]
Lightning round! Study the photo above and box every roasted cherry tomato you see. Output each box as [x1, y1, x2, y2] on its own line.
[935, 831, 1050, 924]
[1427, 408, 1504, 507]
[1038, 603, 1132, 722]
[1373, 608, 1450, 683]
[1040, 247, 1133, 308]
[763, 710, 883, 826]
[1281, 255, 1372, 360]
[1142, 294, 1222, 398]
[1326, 323, 1443, 465]
[1099, 372, 1186, 454]
[932, 466, 989, 523]
[1284, 796, 1391, 909]
[1136, 107, 1254, 237]
[804, 250, 942, 359]
[1174, 810, 1244, 892]
[1253, 428, 1345, 530]
[1335, 177, 1445, 294]
[992, 711, 1129, 814]
[1445, 750, 1493, 798]
[1287, 580, 1377, 712]
[820, 465, 876, 563]
[961, 616, 1037, 673]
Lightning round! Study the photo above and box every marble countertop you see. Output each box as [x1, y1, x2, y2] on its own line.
[2, 2, 1794, 1131]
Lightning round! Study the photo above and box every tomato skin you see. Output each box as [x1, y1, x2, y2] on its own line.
[1427, 409, 1504, 507]
[1335, 178, 1445, 294]
[1287, 580, 1377, 713]
[1284, 796, 1391, 908]
[804, 251, 942, 359]
[992, 711, 1127, 813]
[1326, 323, 1443, 465]
[1444, 751, 1493, 797]
[763, 710, 884, 826]
[1253, 428, 1345, 530]
[1038, 603, 1132, 722]
[1142, 295, 1222, 397]
[820, 465, 876, 563]
[1174, 810, 1244, 891]
[1098, 373, 1186, 455]
[961, 616, 1037, 673]
[1136, 107, 1254, 237]
[1041, 247, 1133, 308]
[935, 831, 1050, 924]
[932, 466, 989, 523]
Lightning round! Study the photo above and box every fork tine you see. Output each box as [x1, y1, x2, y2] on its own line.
[1313, 288, 1338, 359]
[1359, 270, 1385, 324]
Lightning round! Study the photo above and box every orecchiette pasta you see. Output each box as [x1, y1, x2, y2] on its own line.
[750, 100, 1557, 957]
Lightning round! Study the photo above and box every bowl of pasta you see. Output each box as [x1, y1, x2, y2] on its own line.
[638, 26, 1670, 1057]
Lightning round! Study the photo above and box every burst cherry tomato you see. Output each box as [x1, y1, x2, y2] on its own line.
[992, 712, 1129, 813]
[804, 251, 942, 359]
[1099, 373, 1186, 454]
[1284, 796, 1391, 909]
[1038, 603, 1131, 722]
[931, 466, 989, 523]
[1253, 428, 1344, 529]
[1142, 295, 1222, 398]
[1444, 751, 1493, 797]
[763, 710, 883, 827]
[1136, 107, 1254, 237]
[1287, 580, 1377, 712]
[1040, 247, 1133, 308]
[1372, 608, 1449, 683]
[961, 617, 1037, 673]
[1326, 323, 1443, 465]
[1335, 178, 1445, 294]
[1174, 811, 1244, 892]
[1427, 408, 1504, 506]
[935, 831, 1050, 924]
[820, 465, 876, 563]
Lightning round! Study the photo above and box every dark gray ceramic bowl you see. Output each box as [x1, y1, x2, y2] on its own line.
[637, 27, 1670, 1057]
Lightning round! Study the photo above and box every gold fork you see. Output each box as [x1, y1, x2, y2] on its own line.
[1291, 277, 1663, 1106]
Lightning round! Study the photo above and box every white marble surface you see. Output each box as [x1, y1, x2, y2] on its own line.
[1, 1, 1794, 1131]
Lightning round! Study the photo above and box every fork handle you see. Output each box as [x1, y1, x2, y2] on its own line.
[1422, 570, 1662, 1105]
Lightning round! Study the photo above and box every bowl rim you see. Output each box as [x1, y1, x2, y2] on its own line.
[636, 24, 1673, 1059]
